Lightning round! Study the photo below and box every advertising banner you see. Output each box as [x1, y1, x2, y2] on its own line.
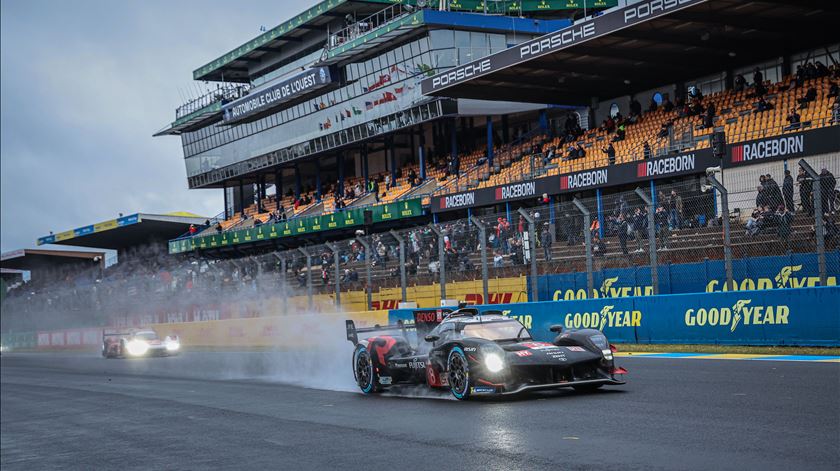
[389, 287, 840, 346]
[534, 252, 839, 301]
[724, 126, 840, 168]
[431, 149, 717, 213]
[38, 213, 141, 245]
[422, 0, 706, 94]
[222, 66, 335, 123]
[169, 199, 423, 254]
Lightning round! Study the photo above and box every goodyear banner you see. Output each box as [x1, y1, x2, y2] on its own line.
[169, 199, 423, 254]
[389, 287, 840, 346]
[534, 252, 839, 301]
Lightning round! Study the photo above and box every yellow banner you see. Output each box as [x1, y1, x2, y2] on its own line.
[54, 230, 75, 242]
[93, 219, 119, 232]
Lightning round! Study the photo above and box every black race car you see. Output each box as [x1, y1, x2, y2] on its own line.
[346, 308, 626, 400]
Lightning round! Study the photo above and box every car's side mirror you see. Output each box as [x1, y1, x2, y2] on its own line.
[424, 334, 440, 342]
[549, 325, 564, 333]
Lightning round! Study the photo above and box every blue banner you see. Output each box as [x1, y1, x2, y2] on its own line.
[389, 287, 840, 346]
[532, 252, 839, 301]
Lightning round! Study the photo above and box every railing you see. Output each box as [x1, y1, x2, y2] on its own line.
[175, 84, 250, 121]
[327, 3, 412, 51]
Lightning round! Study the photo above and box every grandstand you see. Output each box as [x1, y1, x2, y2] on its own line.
[4, 0, 839, 334]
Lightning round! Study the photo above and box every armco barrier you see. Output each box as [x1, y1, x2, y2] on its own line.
[150, 310, 387, 348]
[388, 287, 840, 346]
[534, 252, 839, 301]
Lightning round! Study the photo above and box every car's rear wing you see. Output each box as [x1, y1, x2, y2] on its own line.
[103, 329, 131, 338]
[345, 319, 409, 345]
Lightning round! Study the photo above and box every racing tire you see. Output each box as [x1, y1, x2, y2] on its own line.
[572, 384, 603, 393]
[447, 346, 472, 400]
[353, 345, 381, 394]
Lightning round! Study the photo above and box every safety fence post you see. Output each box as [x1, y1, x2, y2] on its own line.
[518, 208, 539, 302]
[799, 159, 827, 285]
[325, 242, 340, 307]
[389, 230, 407, 303]
[572, 198, 594, 295]
[430, 224, 446, 301]
[706, 175, 734, 290]
[297, 247, 313, 310]
[357, 237, 373, 310]
[635, 187, 659, 295]
[469, 217, 489, 305]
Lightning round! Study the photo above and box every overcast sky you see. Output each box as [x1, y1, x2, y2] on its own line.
[0, 0, 318, 252]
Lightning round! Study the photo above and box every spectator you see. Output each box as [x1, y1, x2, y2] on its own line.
[592, 235, 606, 257]
[765, 174, 783, 209]
[734, 74, 747, 92]
[576, 144, 586, 159]
[655, 204, 669, 250]
[633, 207, 647, 253]
[215, 222, 223, 234]
[798, 167, 814, 216]
[657, 120, 672, 139]
[408, 168, 417, 186]
[776, 205, 793, 250]
[540, 224, 552, 261]
[668, 190, 683, 230]
[755, 96, 774, 113]
[661, 96, 674, 112]
[704, 102, 716, 128]
[798, 86, 817, 109]
[493, 251, 504, 268]
[602, 143, 616, 165]
[648, 98, 658, 113]
[629, 97, 642, 118]
[189, 224, 197, 235]
[829, 82, 839, 99]
[783, 170, 794, 213]
[786, 109, 801, 130]
[617, 214, 629, 255]
[643, 141, 652, 160]
[752, 67, 763, 88]
[613, 124, 626, 142]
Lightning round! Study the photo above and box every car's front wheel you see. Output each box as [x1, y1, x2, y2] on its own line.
[447, 347, 471, 400]
[353, 346, 381, 394]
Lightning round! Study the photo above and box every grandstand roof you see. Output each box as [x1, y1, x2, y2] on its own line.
[422, 0, 840, 105]
[36, 213, 210, 251]
[193, 0, 389, 82]
[0, 249, 106, 272]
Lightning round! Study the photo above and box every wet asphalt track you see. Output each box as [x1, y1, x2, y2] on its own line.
[2, 352, 838, 471]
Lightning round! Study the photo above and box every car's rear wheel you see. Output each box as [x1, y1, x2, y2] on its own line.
[447, 347, 471, 400]
[353, 346, 380, 394]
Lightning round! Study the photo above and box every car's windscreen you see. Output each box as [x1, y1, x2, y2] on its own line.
[134, 332, 159, 341]
[462, 321, 530, 341]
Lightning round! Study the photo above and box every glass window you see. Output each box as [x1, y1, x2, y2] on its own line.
[609, 103, 620, 118]
[652, 92, 663, 105]
[454, 31, 470, 48]
[430, 30, 454, 49]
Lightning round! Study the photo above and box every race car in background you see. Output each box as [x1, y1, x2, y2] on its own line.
[346, 308, 626, 400]
[102, 329, 180, 358]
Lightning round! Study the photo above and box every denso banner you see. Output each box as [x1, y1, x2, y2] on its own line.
[421, 0, 706, 94]
[431, 148, 717, 213]
[222, 66, 334, 123]
[389, 286, 840, 346]
[533, 252, 838, 302]
[724, 126, 840, 167]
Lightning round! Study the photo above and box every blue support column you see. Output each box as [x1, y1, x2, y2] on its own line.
[450, 118, 458, 172]
[274, 171, 281, 205]
[362, 146, 369, 186]
[433, 213, 439, 224]
[315, 160, 322, 201]
[389, 137, 397, 184]
[596, 188, 605, 239]
[467, 208, 472, 220]
[506, 202, 511, 222]
[538, 109, 548, 132]
[486, 116, 494, 168]
[650, 180, 656, 207]
[337, 153, 345, 196]
[294, 164, 301, 198]
[419, 125, 427, 181]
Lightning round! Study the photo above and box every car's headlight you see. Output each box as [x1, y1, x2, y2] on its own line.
[125, 340, 149, 356]
[589, 334, 613, 360]
[484, 353, 504, 373]
[165, 340, 180, 351]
